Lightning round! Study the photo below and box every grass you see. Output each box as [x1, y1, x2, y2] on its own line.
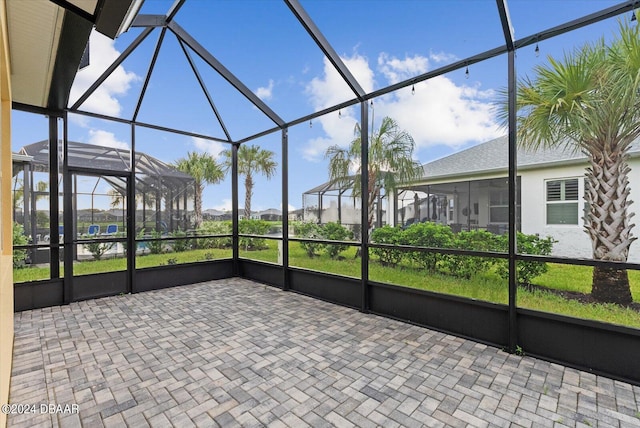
[13, 247, 232, 282]
[535, 263, 640, 302]
[13, 241, 640, 328]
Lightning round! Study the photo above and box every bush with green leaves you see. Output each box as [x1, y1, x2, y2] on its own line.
[196, 221, 232, 249]
[371, 225, 404, 266]
[146, 231, 166, 255]
[442, 230, 501, 279]
[400, 222, 453, 272]
[84, 239, 115, 261]
[239, 219, 270, 250]
[292, 221, 324, 258]
[321, 222, 353, 259]
[13, 222, 29, 268]
[495, 232, 556, 285]
[170, 230, 191, 252]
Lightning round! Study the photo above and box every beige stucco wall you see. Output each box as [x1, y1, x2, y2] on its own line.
[0, 0, 13, 426]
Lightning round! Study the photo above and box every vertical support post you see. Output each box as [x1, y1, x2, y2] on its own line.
[168, 189, 174, 232]
[232, 143, 239, 276]
[496, 0, 518, 354]
[22, 163, 31, 238]
[467, 181, 471, 230]
[507, 48, 518, 352]
[281, 128, 290, 290]
[142, 189, 146, 229]
[155, 177, 161, 232]
[49, 116, 60, 278]
[360, 101, 369, 313]
[183, 188, 188, 231]
[29, 168, 37, 252]
[128, 124, 136, 294]
[393, 190, 398, 226]
[62, 113, 73, 304]
[427, 186, 430, 222]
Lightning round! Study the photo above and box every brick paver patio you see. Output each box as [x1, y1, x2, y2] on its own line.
[8, 278, 640, 427]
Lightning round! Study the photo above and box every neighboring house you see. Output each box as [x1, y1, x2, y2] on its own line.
[398, 135, 640, 262]
[257, 208, 283, 221]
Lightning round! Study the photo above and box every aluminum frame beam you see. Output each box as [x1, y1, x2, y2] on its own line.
[132, 27, 167, 121]
[284, 0, 366, 101]
[497, 0, 518, 353]
[168, 21, 285, 129]
[166, 0, 187, 23]
[177, 37, 232, 141]
[131, 14, 166, 27]
[70, 26, 155, 110]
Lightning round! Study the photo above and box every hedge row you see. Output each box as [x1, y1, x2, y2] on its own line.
[371, 223, 555, 284]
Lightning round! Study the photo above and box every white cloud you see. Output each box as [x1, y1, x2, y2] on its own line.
[429, 50, 459, 64]
[208, 198, 232, 211]
[375, 76, 501, 149]
[255, 79, 275, 100]
[87, 129, 129, 149]
[301, 52, 501, 161]
[69, 31, 139, 116]
[301, 54, 374, 161]
[306, 54, 374, 111]
[378, 53, 428, 85]
[192, 137, 226, 159]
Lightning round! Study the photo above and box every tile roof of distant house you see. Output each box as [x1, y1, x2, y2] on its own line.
[420, 135, 640, 180]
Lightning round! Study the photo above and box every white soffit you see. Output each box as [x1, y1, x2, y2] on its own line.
[7, 0, 64, 107]
[68, 0, 99, 15]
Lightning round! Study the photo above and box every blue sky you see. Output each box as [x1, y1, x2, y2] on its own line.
[11, 0, 626, 212]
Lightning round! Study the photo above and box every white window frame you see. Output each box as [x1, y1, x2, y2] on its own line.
[545, 177, 582, 226]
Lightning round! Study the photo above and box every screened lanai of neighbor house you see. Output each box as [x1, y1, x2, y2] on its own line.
[3, 2, 640, 425]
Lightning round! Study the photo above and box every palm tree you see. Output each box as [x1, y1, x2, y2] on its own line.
[510, 21, 640, 304]
[222, 144, 277, 220]
[325, 116, 422, 239]
[174, 152, 224, 228]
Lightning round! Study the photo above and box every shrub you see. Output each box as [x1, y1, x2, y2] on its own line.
[13, 222, 29, 268]
[442, 230, 500, 279]
[321, 222, 352, 259]
[495, 232, 555, 285]
[400, 222, 453, 272]
[196, 221, 231, 249]
[293, 221, 324, 258]
[146, 231, 166, 254]
[371, 225, 404, 266]
[239, 219, 271, 250]
[84, 239, 114, 261]
[170, 230, 191, 252]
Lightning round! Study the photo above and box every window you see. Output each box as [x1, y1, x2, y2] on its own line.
[489, 188, 508, 223]
[546, 178, 579, 225]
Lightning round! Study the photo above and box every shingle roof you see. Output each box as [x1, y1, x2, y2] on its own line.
[421, 136, 640, 180]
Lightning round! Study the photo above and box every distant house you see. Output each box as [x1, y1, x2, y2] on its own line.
[399, 135, 640, 262]
[203, 209, 232, 221]
[257, 208, 282, 221]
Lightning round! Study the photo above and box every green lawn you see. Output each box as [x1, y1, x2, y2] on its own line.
[13, 240, 640, 328]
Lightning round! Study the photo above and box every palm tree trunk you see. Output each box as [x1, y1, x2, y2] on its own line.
[194, 183, 203, 229]
[585, 147, 636, 304]
[365, 171, 379, 242]
[244, 175, 253, 220]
